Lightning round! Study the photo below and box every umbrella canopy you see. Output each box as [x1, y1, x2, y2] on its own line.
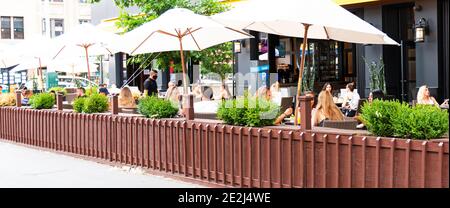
[48, 58, 98, 74]
[120, 8, 252, 93]
[0, 43, 19, 68]
[212, 0, 399, 125]
[212, 0, 398, 45]
[52, 23, 123, 81]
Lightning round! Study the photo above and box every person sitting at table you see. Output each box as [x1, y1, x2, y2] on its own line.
[416, 85, 448, 108]
[270, 81, 282, 105]
[192, 83, 209, 101]
[368, 89, 385, 103]
[341, 82, 360, 117]
[21, 90, 33, 106]
[273, 91, 315, 125]
[118, 86, 136, 108]
[312, 91, 344, 127]
[255, 86, 272, 101]
[165, 81, 180, 104]
[215, 83, 231, 100]
[76, 87, 86, 98]
[322, 82, 338, 103]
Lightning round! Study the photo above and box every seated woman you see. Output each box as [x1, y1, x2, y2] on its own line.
[270, 81, 282, 105]
[118, 87, 136, 108]
[368, 89, 385, 103]
[322, 82, 338, 103]
[215, 83, 231, 100]
[416, 85, 448, 107]
[165, 81, 180, 104]
[76, 87, 86, 98]
[312, 91, 344, 127]
[341, 83, 360, 117]
[192, 84, 209, 101]
[21, 90, 33, 106]
[255, 86, 271, 101]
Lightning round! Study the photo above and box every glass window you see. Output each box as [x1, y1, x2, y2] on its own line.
[79, 0, 88, 3]
[1, 16, 11, 39]
[51, 18, 64, 37]
[13, 17, 24, 39]
[79, 19, 91, 24]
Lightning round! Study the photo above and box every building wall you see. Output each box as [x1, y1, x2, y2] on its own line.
[414, 0, 439, 91]
[90, 0, 140, 24]
[0, 0, 91, 44]
[362, 5, 383, 98]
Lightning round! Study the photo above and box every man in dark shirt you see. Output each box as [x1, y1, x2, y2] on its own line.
[144, 70, 158, 96]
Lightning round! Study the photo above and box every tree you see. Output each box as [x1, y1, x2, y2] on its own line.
[109, 0, 233, 82]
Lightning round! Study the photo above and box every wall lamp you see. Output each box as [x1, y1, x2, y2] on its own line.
[234, 41, 242, 53]
[414, 18, 428, 43]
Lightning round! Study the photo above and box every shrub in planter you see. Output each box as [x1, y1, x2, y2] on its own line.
[48, 87, 67, 95]
[217, 97, 280, 127]
[82, 93, 109, 114]
[85, 86, 99, 97]
[73, 97, 87, 113]
[361, 99, 449, 139]
[29, 93, 55, 109]
[393, 104, 448, 140]
[0, 93, 16, 107]
[138, 96, 178, 119]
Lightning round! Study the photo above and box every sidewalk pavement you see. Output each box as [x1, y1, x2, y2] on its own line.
[0, 141, 203, 188]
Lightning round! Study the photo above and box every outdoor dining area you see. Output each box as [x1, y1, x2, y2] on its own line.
[0, 0, 448, 188]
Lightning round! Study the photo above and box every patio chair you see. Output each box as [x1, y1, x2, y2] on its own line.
[280, 96, 293, 113]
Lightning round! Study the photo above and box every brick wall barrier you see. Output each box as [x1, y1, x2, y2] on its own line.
[0, 107, 448, 188]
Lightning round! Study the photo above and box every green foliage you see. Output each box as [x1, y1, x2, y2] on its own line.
[361, 100, 449, 139]
[364, 57, 386, 95]
[48, 87, 67, 95]
[138, 96, 178, 118]
[29, 93, 55, 109]
[301, 66, 316, 93]
[85, 86, 99, 97]
[73, 97, 87, 113]
[113, 0, 232, 78]
[82, 94, 109, 114]
[217, 97, 280, 127]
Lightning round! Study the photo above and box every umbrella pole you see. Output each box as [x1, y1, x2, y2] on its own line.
[294, 24, 310, 126]
[178, 37, 188, 95]
[38, 57, 44, 91]
[84, 46, 91, 84]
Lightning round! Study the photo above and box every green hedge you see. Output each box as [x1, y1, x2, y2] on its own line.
[138, 96, 178, 119]
[29, 93, 55, 109]
[361, 100, 448, 140]
[72, 94, 108, 114]
[217, 97, 280, 127]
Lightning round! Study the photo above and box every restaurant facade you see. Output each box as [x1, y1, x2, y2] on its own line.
[232, 0, 449, 103]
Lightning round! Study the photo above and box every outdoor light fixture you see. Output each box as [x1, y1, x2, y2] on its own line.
[414, 18, 428, 43]
[234, 41, 242, 53]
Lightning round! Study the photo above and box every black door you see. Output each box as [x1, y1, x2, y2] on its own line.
[438, 0, 450, 102]
[382, 3, 416, 101]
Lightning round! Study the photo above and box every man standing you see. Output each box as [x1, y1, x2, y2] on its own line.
[144, 70, 158, 96]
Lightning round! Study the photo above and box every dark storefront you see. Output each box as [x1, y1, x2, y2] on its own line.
[235, 0, 449, 102]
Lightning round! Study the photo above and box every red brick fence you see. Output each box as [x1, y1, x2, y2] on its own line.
[0, 107, 448, 188]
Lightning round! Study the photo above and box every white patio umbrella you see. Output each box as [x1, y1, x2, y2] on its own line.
[48, 58, 98, 74]
[120, 8, 252, 93]
[52, 23, 122, 81]
[213, 0, 399, 125]
[0, 43, 19, 68]
[8, 35, 55, 82]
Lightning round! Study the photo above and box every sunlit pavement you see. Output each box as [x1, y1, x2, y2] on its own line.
[0, 141, 203, 188]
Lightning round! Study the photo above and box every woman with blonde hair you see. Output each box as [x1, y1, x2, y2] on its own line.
[312, 91, 344, 126]
[165, 81, 180, 103]
[118, 87, 136, 108]
[416, 85, 448, 107]
[255, 86, 271, 101]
